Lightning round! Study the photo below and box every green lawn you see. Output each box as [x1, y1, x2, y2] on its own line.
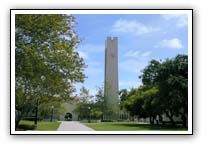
[84, 122, 187, 131]
[18, 120, 61, 131]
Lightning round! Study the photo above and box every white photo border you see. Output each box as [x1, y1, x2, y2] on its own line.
[10, 9, 193, 135]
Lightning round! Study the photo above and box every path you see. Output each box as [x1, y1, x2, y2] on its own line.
[57, 121, 94, 131]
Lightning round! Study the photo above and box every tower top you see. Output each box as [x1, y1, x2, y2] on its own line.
[106, 36, 118, 41]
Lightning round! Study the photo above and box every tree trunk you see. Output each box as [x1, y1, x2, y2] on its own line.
[15, 109, 22, 130]
[150, 116, 154, 124]
[158, 114, 164, 125]
[165, 111, 176, 126]
[180, 113, 187, 128]
[155, 115, 159, 125]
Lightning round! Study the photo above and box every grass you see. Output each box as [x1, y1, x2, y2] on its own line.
[18, 120, 61, 131]
[84, 122, 187, 131]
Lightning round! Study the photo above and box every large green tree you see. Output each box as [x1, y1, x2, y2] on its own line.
[15, 14, 86, 128]
[122, 55, 188, 127]
[123, 87, 159, 123]
[141, 54, 188, 127]
[123, 87, 146, 119]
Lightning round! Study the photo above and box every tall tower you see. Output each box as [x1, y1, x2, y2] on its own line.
[104, 37, 119, 116]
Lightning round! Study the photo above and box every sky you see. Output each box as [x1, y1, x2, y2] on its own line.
[73, 14, 188, 96]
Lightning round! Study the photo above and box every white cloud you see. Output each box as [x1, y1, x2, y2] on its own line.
[155, 38, 184, 49]
[124, 50, 152, 58]
[112, 19, 159, 36]
[162, 14, 188, 28]
[141, 51, 152, 57]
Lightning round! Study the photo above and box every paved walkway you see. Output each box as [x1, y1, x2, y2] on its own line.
[57, 121, 94, 131]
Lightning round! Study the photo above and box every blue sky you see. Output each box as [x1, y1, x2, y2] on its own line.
[73, 14, 188, 96]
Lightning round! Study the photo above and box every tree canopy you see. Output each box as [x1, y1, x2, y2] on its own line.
[15, 14, 86, 127]
[121, 54, 188, 127]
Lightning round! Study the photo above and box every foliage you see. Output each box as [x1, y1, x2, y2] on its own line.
[18, 120, 61, 131]
[123, 86, 159, 123]
[74, 86, 105, 120]
[141, 54, 188, 126]
[37, 96, 67, 120]
[90, 109, 103, 119]
[121, 55, 188, 127]
[74, 87, 92, 120]
[79, 86, 93, 103]
[15, 14, 86, 128]
[119, 89, 128, 110]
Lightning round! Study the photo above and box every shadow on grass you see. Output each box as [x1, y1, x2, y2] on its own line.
[16, 124, 36, 131]
[113, 123, 187, 131]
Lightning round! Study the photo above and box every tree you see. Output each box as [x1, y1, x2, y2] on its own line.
[79, 86, 93, 103]
[74, 87, 93, 120]
[37, 96, 67, 121]
[15, 14, 86, 128]
[93, 86, 105, 120]
[95, 86, 105, 104]
[74, 86, 106, 121]
[158, 55, 188, 127]
[123, 55, 188, 127]
[141, 55, 188, 127]
[123, 87, 146, 119]
[119, 89, 128, 110]
[120, 85, 161, 124]
[141, 86, 160, 124]
[90, 109, 103, 120]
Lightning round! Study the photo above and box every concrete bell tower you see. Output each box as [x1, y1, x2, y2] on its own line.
[104, 37, 119, 116]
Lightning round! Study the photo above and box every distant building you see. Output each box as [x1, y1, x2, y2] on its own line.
[60, 102, 78, 121]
